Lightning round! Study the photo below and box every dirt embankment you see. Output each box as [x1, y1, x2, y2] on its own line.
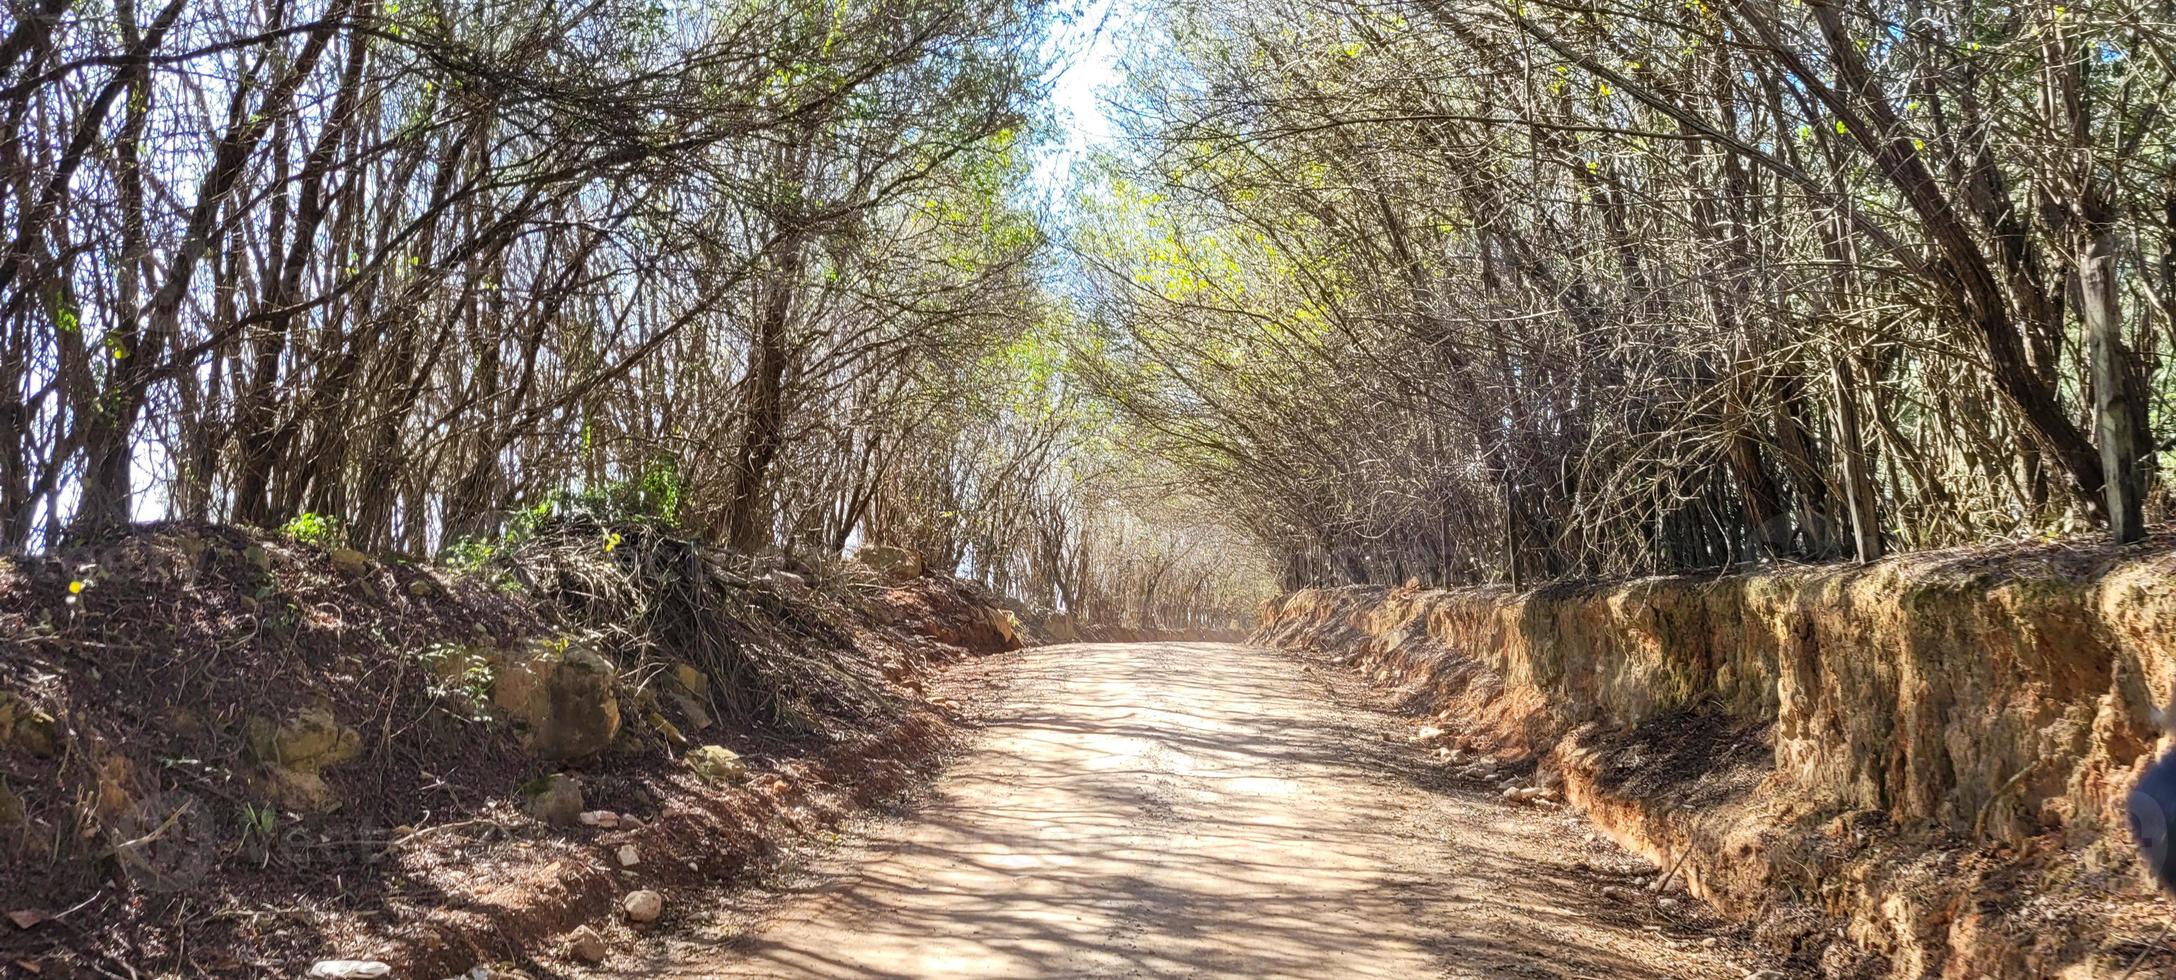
[1255, 535, 2176, 979]
[0, 522, 1023, 978]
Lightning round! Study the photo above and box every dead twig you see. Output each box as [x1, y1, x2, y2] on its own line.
[2119, 916, 2174, 980]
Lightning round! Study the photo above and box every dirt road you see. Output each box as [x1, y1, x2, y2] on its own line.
[600, 642, 1759, 978]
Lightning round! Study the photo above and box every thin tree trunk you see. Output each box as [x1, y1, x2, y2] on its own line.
[1831, 355, 1884, 562]
[723, 236, 806, 553]
[2080, 226, 2148, 543]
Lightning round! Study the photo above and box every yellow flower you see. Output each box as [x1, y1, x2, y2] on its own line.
[68, 580, 85, 595]
[603, 532, 622, 554]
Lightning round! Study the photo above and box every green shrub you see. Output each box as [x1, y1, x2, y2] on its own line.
[280, 512, 342, 547]
[438, 456, 689, 570]
[558, 457, 687, 527]
[442, 536, 499, 571]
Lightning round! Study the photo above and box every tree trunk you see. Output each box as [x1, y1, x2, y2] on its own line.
[2080, 226, 2149, 543]
[1725, 424, 1789, 561]
[1831, 355, 1884, 562]
[723, 237, 806, 554]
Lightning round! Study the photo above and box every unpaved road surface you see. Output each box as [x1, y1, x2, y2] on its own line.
[599, 642, 1759, 978]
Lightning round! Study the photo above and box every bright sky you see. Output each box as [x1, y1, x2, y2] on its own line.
[1037, 0, 1126, 192]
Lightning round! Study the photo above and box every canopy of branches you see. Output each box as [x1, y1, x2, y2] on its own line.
[1075, 0, 2174, 586]
[5, 0, 2170, 618]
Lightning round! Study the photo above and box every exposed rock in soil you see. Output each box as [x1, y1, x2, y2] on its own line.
[492, 639, 623, 760]
[0, 692, 58, 758]
[685, 745, 750, 785]
[524, 773, 586, 826]
[307, 959, 391, 978]
[568, 925, 607, 963]
[578, 809, 620, 828]
[327, 547, 371, 578]
[621, 888, 664, 923]
[245, 706, 364, 810]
